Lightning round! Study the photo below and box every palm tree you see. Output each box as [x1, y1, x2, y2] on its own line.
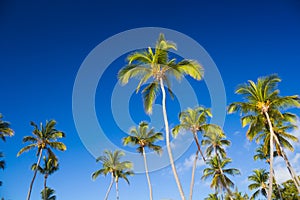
[172, 106, 218, 200]
[202, 131, 234, 199]
[17, 120, 66, 200]
[248, 169, 269, 199]
[253, 145, 282, 200]
[118, 33, 203, 200]
[202, 156, 240, 197]
[41, 187, 56, 200]
[202, 130, 230, 160]
[0, 114, 14, 142]
[32, 156, 59, 200]
[92, 150, 134, 200]
[228, 74, 300, 199]
[123, 121, 162, 200]
[204, 193, 220, 200]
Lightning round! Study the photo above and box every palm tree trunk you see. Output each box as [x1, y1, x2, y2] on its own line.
[272, 171, 283, 200]
[26, 148, 43, 200]
[189, 150, 199, 200]
[264, 111, 274, 200]
[159, 78, 185, 200]
[219, 166, 233, 200]
[104, 174, 114, 200]
[192, 132, 206, 162]
[273, 134, 300, 193]
[44, 174, 48, 200]
[215, 151, 233, 200]
[116, 178, 119, 200]
[142, 147, 153, 200]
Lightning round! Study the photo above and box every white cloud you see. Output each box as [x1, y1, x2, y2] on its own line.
[183, 153, 206, 169]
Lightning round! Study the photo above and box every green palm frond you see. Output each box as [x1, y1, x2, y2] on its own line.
[142, 82, 160, 114]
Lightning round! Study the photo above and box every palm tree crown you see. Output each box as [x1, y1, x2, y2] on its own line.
[118, 33, 203, 114]
[202, 130, 230, 159]
[202, 156, 240, 193]
[123, 121, 163, 154]
[0, 114, 14, 142]
[92, 150, 133, 200]
[17, 120, 66, 158]
[248, 169, 269, 199]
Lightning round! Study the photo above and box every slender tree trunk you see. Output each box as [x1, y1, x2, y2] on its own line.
[273, 134, 300, 193]
[26, 149, 43, 200]
[142, 147, 153, 200]
[219, 166, 233, 200]
[215, 151, 233, 200]
[116, 178, 119, 200]
[192, 132, 206, 162]
[104, 174, 114, 200]
[159, 78, 185, 200]
[264, 111, 274, 200]
[44, 174, 48, 200]
[189, 150, 199, 200]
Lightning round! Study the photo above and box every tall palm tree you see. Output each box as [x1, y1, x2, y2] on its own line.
[202, 131, 233, 199]
[92, 150, 134, 200]
[32, 156, 59, 200]
[123, 122, 163, 200]
[41, 187, 56, 200]
[248, 169, 269, 199]
[17, 120, 66, 200]
[202, 156, 240, 197]
[202, 131, 230, 160]
[0, 114, 14, 142]
[172, 106, 218, 200]
[256, 120, 300, 193]
[123, 121, 162, 200]
[228, 74, 300, 199]
[118, 33, 203, 200]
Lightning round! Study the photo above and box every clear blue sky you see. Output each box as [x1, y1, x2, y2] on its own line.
[1, 0, 300, 199]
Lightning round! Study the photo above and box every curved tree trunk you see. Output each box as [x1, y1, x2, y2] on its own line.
[273, 134, 300, 193]
[159, 78, 185, 200]
[142, 147, 153, 200]
[264, 111, 274, 200]
[26, 149, 43, 200]
[192, 132, 206, 162]
[116, 178, 119, 200]
[189, 150, 199, 200]
[104, 174, 114, 200]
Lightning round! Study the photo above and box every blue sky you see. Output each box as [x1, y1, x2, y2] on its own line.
[1, 0, 300, 199]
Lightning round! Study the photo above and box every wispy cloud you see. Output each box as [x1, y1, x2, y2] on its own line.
[243, 139, 252, 150]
